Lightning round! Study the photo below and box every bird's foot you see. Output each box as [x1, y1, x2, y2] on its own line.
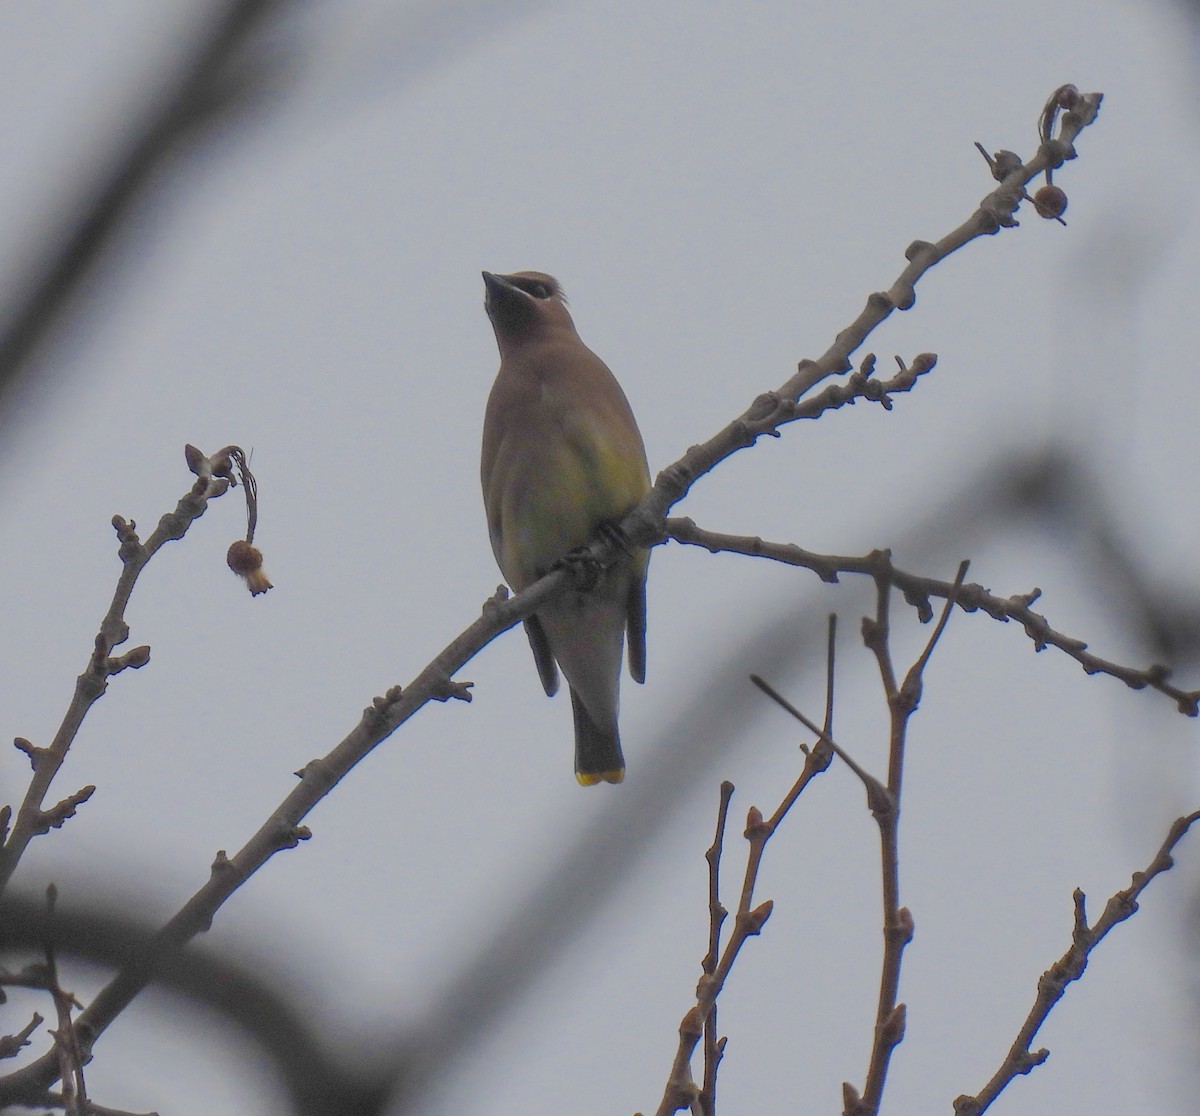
[554, 524, 631, 591]
[555, 547, 603, 591]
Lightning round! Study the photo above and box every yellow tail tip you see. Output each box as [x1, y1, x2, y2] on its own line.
[576, 768, 625, 786]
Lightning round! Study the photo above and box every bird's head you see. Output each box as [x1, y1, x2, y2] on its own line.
[483, 270, 576, 351]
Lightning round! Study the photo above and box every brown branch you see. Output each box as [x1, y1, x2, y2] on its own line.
[649, 631, 842, 1116]
[756, 571, 964, 1116]
[953, 809, 1200, 1116]
[645, 793, 781, 1116]
[0, 574, 572, 1106]
[857, 564, 964, 1115]
[0, 453, 242, 898]
[850, 567, 907, 1116]
[664, 521, 1200, 716]
[0, 1013, 43, 1060]
[699, 781, 734, 1116]
[646, 769, 833, 1116]
[623, 89, 1102, 551]
[37, 887, 88, 1116]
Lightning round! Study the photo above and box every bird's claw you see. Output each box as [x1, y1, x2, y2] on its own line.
[555, 547, 603, 591]
[554, 523, 631, 591]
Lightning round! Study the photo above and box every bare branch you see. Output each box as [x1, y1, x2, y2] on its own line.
[666, 521, 1200, 716]
[623, 91, 1102, 549]
[700, 782, 734, 1116]
[854, 567, 965, 1113]
[757, 568, 967, 1114]
[650, 689, 837, 1115]
[40, 887, 90, 1115]
[0, 1014, 43, 1060]
[749, 675, 877, 801]
[0, 455, 243, 897]
[953, 810, 1200, 1115]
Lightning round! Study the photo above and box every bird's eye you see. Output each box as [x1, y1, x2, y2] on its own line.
[530, 283, 550, 299]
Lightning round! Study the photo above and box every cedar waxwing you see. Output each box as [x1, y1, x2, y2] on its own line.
[480, 270, 650, 785]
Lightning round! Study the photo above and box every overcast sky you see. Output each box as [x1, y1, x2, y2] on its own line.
[2, 2, 1200, 1114]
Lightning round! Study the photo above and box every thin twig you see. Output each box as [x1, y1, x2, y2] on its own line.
[648, 724, 835, 1115]
[0, 458, 238, 898]
[699, 782, 734, 1116]
[665, 520, 1199, 716]
[953, 810, 1200, 1115]
[758, 572, 965, 1115]
[854, 563, 965, 1115]
[823, 614, 838, 740]
[655, 625, 848, 1116]
[0, 1013, 43, 1061]
[624, 90, 1102, 553]
[41, 887, 88, 1115]
[748, 675, 875, 798]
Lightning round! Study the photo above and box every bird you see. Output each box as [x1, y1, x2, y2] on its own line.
[480, 270, 650, 785]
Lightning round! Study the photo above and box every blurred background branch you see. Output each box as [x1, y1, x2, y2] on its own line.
[0, 0, 295, 434]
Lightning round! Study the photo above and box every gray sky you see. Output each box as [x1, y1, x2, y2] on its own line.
[2, 2, 1199, 1113]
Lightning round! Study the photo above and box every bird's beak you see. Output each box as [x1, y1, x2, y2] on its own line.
[483, 271, 528, 326]
[482, 271, 510, 299]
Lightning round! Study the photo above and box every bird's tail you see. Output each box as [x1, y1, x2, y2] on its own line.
[571, 688, 625, 785]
